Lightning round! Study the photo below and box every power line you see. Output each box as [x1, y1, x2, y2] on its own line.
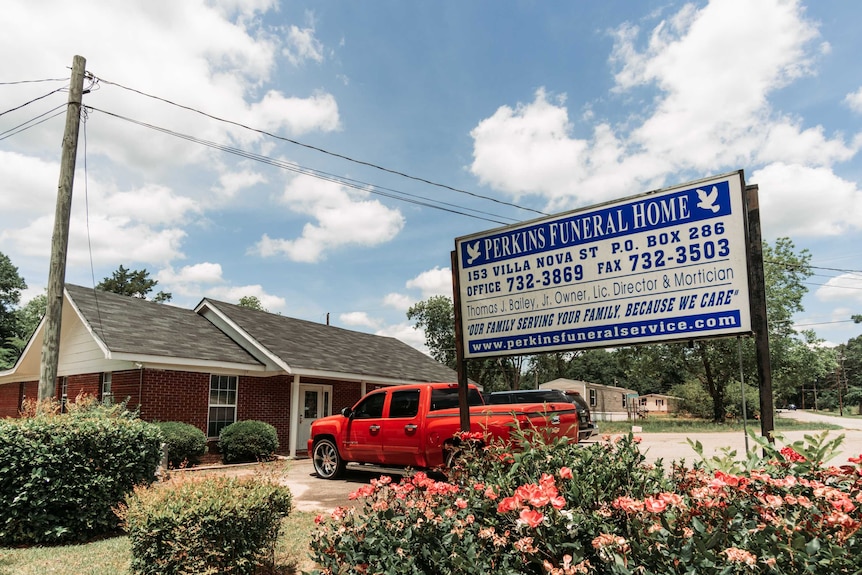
[0, 87, 67, 118]
[794, 319, 858, 328]
[0, 78, 68, 85]
[90, 74, 549, 218]
[0, 104, 67, 141]
[87, 105, 518, 225]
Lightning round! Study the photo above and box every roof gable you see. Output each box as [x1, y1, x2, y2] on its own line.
[197, 298, 457, 383]
[64, 284, 261, 366]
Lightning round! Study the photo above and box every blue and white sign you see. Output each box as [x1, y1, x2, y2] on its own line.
[454, 171, 752, 359]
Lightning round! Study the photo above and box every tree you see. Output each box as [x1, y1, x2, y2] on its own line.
[0, 252, 27, 369]
[407, 296, 456, 368]
[97, 265, 171, 302]
[238, 295, 267, 312]
[406, 295, 526, 391]
[684, 237, 833, 421]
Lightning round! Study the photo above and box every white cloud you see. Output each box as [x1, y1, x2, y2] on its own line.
[1, 0, 339, 178]
[374, 321, 431, 356]
[158, 262, 226, 285]
[205, 284, 286, 311]
[101, 184, 201, 226]
[469, 0, 854, 217]
[405, 266, 452, 298]
[339, 311, 380, 328]
[751, 163, 862, 237]
[383, 292, 414, 311]
[0, 152, 59, 217]
[252, 174, 404, 262]
[284, 25, 325, 66]
[815, 273, 862, 304]
[846, 88, 862, 114]
[212, 169, 268, 200]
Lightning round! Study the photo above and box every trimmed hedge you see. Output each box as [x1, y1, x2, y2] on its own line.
[0, 403, 163, 544]
[119, 476, 293, 575]
[154, 421, 207, 468]
[218, 420, 279, 464]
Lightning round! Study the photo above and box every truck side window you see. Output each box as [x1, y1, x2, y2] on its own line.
[388, 389, 420, 418]
[430, 388, 484, 411]
[353, 392, 386, 419]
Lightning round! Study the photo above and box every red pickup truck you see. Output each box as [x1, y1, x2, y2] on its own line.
[308, 382, 579, 479]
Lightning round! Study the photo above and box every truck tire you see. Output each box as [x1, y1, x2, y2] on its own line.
[312, 438, 346, 479]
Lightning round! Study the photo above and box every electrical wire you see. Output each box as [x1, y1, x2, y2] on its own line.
[0, 78, 68, 85]
[0, 87, 67, 118]
[0, 104, 67, 141]
[87, 105, 520, 225]
[90, 74, 549, 218]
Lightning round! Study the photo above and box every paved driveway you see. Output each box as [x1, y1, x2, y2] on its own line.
[277, 410, 862, 513]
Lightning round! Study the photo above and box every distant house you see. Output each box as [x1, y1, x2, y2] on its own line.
[540, 378, 639, 422]
[0, 284, 457, 457]
[638, 393, 681, 414]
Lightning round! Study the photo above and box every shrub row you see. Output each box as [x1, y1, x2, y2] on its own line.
[119, 475, 293, 575]
[310, 432, 862, 574]
[0, 402, 163, 545]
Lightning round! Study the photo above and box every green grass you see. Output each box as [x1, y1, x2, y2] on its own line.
[597, 415, 841, 435]
[0, 512, 319, 575]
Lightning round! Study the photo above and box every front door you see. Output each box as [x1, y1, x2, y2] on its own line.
[298, 385, 331, 450]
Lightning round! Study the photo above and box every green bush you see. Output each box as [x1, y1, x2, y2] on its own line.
[154, 421, 207, 467]
[0, 402, 163, 545]
[218, 420, 279, 464]
[119, 475, 293, 575]
[310, 432, 862, 574]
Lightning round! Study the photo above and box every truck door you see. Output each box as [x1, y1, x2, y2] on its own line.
[343, 390, 386, 464]
[381, 388, 423, 466]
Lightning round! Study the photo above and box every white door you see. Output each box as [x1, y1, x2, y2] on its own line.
[298, 385, 331, 449]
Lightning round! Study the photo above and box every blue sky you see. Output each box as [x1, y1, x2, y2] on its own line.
[1, 0, 861, 353]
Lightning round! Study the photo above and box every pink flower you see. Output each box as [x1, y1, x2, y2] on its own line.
[518, 508, 545, 529]
[515, 483, 551, 508]
[497, 496, 521, 513]
[644, 496, 667, 513]
[612, 496, 644, 513]
[455, 497, 468, 509]
[559, 466, 573, 479]
[780, 446, 806, 462]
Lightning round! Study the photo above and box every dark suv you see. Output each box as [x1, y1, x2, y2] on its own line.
[486, 389, 598, 441]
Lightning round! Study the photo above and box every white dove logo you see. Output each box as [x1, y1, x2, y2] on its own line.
[696, 186, 720, 213]
[466, 242, 482, 264]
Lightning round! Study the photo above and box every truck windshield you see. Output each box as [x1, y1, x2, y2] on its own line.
[430, 387, 484, 411]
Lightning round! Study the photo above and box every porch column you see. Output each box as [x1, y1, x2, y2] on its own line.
[289, 374, 301, 458]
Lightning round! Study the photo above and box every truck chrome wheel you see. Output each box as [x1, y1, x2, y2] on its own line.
[312, 438, 345, 479]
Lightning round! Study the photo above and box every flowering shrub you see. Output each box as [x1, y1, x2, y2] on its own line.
[309, 432, 861, 575]
[310, 434, 669, 574]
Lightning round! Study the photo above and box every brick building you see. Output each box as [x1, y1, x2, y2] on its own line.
[0, 284, 456, 457]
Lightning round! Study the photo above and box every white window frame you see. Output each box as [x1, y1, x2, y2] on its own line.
[207, 375, 238, 438]
[101, 372, 113, 405]
[589, 388, 596, 407]
[60, 376, 68, 412]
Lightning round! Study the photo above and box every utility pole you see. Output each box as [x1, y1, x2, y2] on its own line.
[746, 184, 775, 443]
[38, 55, 86, 402]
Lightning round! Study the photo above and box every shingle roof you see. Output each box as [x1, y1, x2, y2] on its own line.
[65, 284, 261, 366]
[64, 284, 457, 383]
[202, 298, 458, 382]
